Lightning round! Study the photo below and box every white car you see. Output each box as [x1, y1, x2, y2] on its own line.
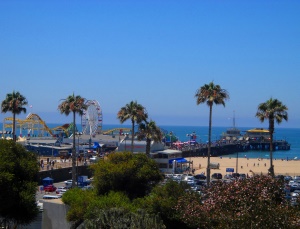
[56, 187, 68, 194]
[292, 192, 299, 197]
[90, 156, 100, 163]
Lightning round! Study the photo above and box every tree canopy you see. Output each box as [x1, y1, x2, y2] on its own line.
[58, 93, 87, 187]
[175, 175, 299, 229]
[0, 139, 39, 228]
[195, 82, 229, 185]
[1, 91, 28, 142]
[91, 152, 163, 199]
[256, 98, 288, 177]
[117, 101, 148, 153]
[137, 120, 162, 157]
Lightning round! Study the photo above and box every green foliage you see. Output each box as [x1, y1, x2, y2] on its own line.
[135, 180, 197, 229]
[63, 189, 165, 229]
[91, 152, 163, 199]
[137, 120, 163, 156]
[195, 82, 229, 185]
[1, 91, 28, 141]
[62, 188, 96, 223]
[117, 101, 148, 152]
[0, 139, 39, 227]
[84, 208, 165, 229]
[58, 93, 87, 188]
[255, 98, 288, 177]
[175, 175, 299, 229]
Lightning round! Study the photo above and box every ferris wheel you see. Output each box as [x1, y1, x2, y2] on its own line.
[81, 100, 103, 136]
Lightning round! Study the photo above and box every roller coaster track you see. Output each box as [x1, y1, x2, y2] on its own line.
[3, 113, 54, 137]
[51, 124, 73, 137]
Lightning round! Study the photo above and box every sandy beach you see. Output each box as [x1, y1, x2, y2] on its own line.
[39, 155, 300, 177]
[191, 156, 300, 177]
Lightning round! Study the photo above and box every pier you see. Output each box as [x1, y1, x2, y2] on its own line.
[180, 140, 290, 158]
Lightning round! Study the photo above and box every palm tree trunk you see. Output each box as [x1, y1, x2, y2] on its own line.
[207, 104, 212, 186]
[146, 138, 151, 157]
[13, 113, 16, 142]
[72, 111, 76, 187]
[131, 120, 134, 153]
[269, 119, 275, 177]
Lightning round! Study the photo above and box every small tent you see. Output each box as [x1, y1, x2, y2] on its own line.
[42, 177, 53, 187]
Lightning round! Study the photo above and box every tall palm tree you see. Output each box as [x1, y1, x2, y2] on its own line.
[1, 91, 28, 142]
[117, 101, 148, 153]
[58, 93, 87, 188]
[255, 98, 288, 177]
[195, 82, 229, 186]
[138, 120, 162, 157]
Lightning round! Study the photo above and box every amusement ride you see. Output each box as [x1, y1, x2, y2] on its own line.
[81, 99, 103, 137]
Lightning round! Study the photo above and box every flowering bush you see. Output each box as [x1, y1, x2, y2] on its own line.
[175, 175, 300, 229]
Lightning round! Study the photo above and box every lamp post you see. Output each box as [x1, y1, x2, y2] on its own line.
[236, 151, 239, 174]
[37, 143, 40, 162]
[75, 132, 82, 186]
[51, 143, 54, 161]
[187, 132, 196, 168]
[169, 132, 172, 148]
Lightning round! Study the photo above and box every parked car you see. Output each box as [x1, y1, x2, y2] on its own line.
[56, 187, 68, 194]
[290, 183, 300, 192]
[232, 173, 240, 179]
[212, 173, 222, 180]
[44, 185, 57, 192]
[294, 176, 300, 181]
[195, 180, 207, 188]
[275, 174, 285, 180]
[284, 176, 293, 181]
[239, 173, 246, 179]
[194, 174, 207, 180]
[64, 180, 76, 188]
[224, 174, 233, 180]
[182, 175, 195, 181]
[43, 195, 59, 199]
[90, 156, 100, 163]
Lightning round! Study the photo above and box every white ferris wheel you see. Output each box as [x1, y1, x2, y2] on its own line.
[81, 100, 103, 136]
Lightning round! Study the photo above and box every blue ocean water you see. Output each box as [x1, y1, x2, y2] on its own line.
[1, 122, 299, 160]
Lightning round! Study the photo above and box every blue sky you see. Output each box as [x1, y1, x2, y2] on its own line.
[1, 1, 299, 128]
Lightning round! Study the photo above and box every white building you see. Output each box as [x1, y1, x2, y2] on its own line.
[150, 149, 190, 173]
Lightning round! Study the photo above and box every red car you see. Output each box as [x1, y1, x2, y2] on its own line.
[44, 185, 57, 192]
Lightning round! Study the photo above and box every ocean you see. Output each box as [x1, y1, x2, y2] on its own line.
[1, 122, 300, 160]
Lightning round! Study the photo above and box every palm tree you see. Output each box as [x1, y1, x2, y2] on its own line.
[138, 120, 162, 157]
[195, 82, 229, 186]
[117, 101, 148, 153]
[1, 91, 28, 142]
[58, 93, 87, 188]
[255, 98, 288, 177]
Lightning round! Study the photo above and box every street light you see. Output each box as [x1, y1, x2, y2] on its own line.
[186, 132, 196, 169]
[236, 151, 239, 174]
[76, 132, 83, 155]
[51, 143, 54, 161]
[75, 132, 83, 186]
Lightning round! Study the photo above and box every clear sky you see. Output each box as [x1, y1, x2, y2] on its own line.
[1, 1, 299, 128]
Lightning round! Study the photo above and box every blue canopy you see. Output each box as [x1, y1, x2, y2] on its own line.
[42, 177, 53, 187]
[43, 177, 53, 181]
[169, 158, 188, 164]
[93, 142, 101, 149]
